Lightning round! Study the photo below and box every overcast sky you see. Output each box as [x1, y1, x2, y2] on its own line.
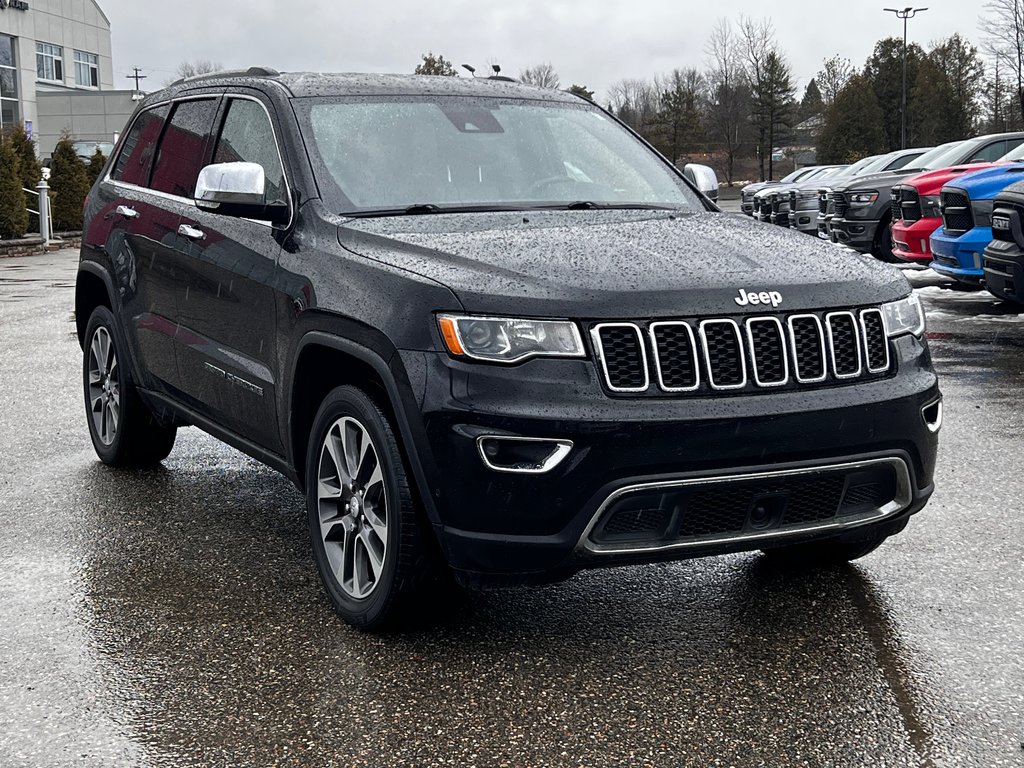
[100, 0, 992, 101]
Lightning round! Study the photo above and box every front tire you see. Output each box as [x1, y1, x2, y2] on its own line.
[305, 385, 435, 630]
[83, 305, 176, 467]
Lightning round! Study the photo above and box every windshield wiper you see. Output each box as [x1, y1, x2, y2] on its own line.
[343, 203, 530, 218]
[535, 202, 682, 212]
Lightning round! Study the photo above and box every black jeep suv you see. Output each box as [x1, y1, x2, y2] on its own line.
[76, 69, 941, 629]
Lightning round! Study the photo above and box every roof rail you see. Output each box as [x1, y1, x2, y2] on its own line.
[173, 66, 280, 87]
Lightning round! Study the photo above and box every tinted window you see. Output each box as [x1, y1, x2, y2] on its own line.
[997, 138, 1024, 162]
[150, 99, 219, 198]
[884, 152, 925, 171]
[213, 99, 286, 205]
[111, 105, 169, 186]
[969, 140, 1009, 163]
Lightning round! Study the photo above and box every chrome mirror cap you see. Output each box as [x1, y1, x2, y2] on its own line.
[195, 162, 266, 208]
[683, 163, 719, 200]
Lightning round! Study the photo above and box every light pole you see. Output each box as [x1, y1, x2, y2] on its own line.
[884, 6, 928, 149]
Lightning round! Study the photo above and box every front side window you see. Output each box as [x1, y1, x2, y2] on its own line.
[150, 99, 218, 198]
[213, 98, 287, 205]
[295, 96, 700, 215]
[36, 42, 63, 83]
[111, 104, 169, 186]
[74, 50, 99, 88]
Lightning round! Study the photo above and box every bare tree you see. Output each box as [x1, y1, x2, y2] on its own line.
[816, 55, 855, 106]
[607, 78, 660, 134]
[519, 62, 560, 89]
[981, 0, 1024, 122]
[738, 16, 778, 179]
[166, 59, 222, 84]
[705, 18, 749, 184]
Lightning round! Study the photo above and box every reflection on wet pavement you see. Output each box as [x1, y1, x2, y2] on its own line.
[0, 252, 1021, 766]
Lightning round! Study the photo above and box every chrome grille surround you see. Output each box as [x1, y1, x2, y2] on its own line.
[591, 323, 650, 393]
[590, 306, 891, 396]
[745, 316, 789, 387]
[825, 311, 864, 379]
[698, 319, 748, 391]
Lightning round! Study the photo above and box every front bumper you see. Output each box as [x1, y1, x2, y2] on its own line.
[789, 203, 819, 233]
[983, 239, 1024, 302]
[892, 217, 941, 263]
[930, 226, 989, 283]
[401, 334, 940, 585]
[830, 217, 880, 252]
[741, 201, 754, 215]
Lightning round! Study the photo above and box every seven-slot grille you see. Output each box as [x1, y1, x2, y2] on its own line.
[899, 187, 922, 222]
[941, 189, 972, 233]
[591, 308, 890, 395]
[833, 191, 848, 218]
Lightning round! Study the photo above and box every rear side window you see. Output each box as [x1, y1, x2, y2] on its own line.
[150, 98, 219, 198]
[213, 99, 287, 205]
[968, 140, 1010, 164]
[110, 105, 169, 186]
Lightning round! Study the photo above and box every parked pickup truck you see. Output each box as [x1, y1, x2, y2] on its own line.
[929, 164, 1024, 285]
[783, 165, 848, 233]
[831, 134, 1024, 261]
[740, 166, 822, 216]
[983, 180, 1024, 302]
[752, 166, 834, 223]
[891, 140, 1024, 264]
[816, 148, 932, 241]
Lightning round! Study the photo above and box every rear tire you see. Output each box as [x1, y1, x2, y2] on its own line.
[83, 305, 176, 467]
[761, 530, 890, 566]
[305, 385, 439, 631]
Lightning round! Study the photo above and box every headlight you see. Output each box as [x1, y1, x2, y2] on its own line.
[437, 315, 585, 363]
[881, 295, 925, 338]
[972, 199, 994, 227]
[849, 191, 878, 205]
[921, 194, 942, 218]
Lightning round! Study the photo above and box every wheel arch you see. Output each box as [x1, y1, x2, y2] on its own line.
[75, 262, 116, 349]
[289, 331, 441, 528]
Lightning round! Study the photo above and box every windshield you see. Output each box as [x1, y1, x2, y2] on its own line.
[295, 96, 701, 215]
[780, 167, 816, 183]
[841, 156, 882, 177]
[914, 141, 969, 171]
[885, 150, 928, 170]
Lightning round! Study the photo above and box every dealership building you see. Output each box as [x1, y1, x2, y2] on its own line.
[0, 0, 134, 156]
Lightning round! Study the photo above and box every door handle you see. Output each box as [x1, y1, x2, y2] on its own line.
[115, 205, 139, 219]
[177, 223, 206, 241]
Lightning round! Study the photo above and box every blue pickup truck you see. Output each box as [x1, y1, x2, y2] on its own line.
[930, 163, 1024, 285]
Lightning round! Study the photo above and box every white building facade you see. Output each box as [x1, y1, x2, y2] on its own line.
[0, 0, 127, 153]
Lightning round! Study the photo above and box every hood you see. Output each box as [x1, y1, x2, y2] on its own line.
[754, 183, 797, 200]
[901, 163, 1001, 194]
[940, 163, 1024, 199]
[834, 168, 925, 193]
[741, 181, 780, 196]
[337, 210, 909, 318]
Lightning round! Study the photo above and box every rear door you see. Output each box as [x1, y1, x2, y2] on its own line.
[169, 94, 289, 450]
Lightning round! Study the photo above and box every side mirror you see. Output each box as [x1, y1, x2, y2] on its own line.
[683, 163, 719, 203]
[195, 161, 288, 224]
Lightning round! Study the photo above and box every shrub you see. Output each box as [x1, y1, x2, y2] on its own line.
[87, 148, 107, 186]
[49, 133, 90, 231]
[7, 123, 41, 231]
[0, 137, 29, 239]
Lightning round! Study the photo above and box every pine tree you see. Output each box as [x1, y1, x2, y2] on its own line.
[818, 75, 887, 164]
[7, 123, 41, 231]
[0, 137, 29, 239]
[49, 133, 90, 232]
[87, 148, 107, 186]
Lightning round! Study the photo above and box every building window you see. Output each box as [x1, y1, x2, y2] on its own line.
[1, 35, 19, 131]
[74, 51, 99, 88]
[36, 42, 64, 83]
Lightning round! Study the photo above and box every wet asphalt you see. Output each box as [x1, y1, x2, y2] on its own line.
[0, 248, 1022, 767]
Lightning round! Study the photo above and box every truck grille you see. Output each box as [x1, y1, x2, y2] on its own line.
[992, 200, 1024, 243]
[771, 195, 782, 214]
[941, 189, 972, 233]
[833, 192, 848, 218]
[590, 308, 890, 396]
[900, 188, 922, 223]
[890, 188, 902, 221]
[818, 190, 829, 216]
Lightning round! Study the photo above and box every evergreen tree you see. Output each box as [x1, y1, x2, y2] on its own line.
[6, 123, 41, 231]
[753, 51, 797, 180]
[818, 74, 887, 163]
[864, 38, 925, 150]
[49, 134, 90, 232]
[798, 78, 823, 121]
[87, 148, 107, 187]
[0, 137, 29, 239]
[567, 84, 595, 101]
[414, 52, 458, 76]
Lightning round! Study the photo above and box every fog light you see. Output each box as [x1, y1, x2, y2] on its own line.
[476, 436, 573, 474]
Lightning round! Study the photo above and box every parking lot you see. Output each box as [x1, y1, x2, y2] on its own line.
[0, 249, 1022, 767]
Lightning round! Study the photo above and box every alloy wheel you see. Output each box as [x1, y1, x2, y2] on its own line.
[87, 327, 120, 446]
[316, 416, 389, 599]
